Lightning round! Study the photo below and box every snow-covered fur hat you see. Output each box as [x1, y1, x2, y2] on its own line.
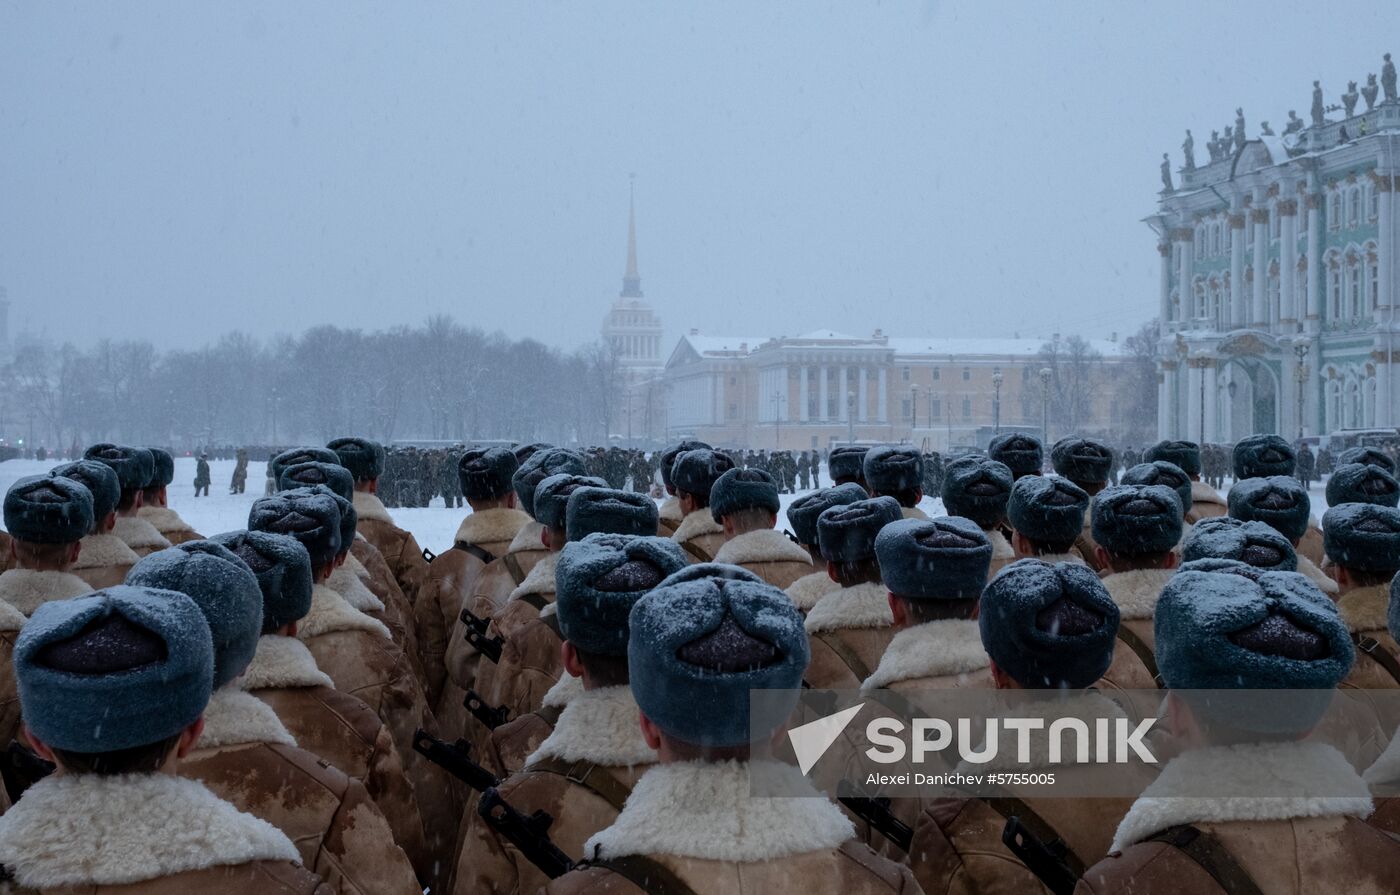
[1051, 437, 1114, 485]
[83, 444, 155, 493]
[656, 562, 765, 589]
[211, 530, 314, 633]
[941, 456, 1014, 529]
[146, 448, 175, 489]
[1008, 475, 1089, 545]
[1325, 462, 1400, 508]
[629, 575, 807, 747]
[248, 487, 343, 568]
[127, 542, 263, 690]
[1091, 484, 1183, 556]
[278, 461, 354, 502]
[1338, 446, 1397, 475]
[17, 586, 214, 752]
[52, 460, 121, 523]
[786, 483, 868, 547]
[1144, 439, 1201, 477]
[534, 474, 608, 532]
[4, 475, 94, 544]
[817, 496, 902, 564]
[1156, 569, 1352, 734]
[1121, 461, 1193, 515]
[709, 467, 780, 522]
[268, 447, 340, 485]
[989, 432, 1044, 479]
[327, 436, 385, 481]
[827, 445, 869, 484]
[1177, 557, 1265, 580]
[1182, 517, 1297, 571]
[670, 449, 735, 499]
[1232, 434, 1296, 480]
[555, 533, 687, 657]
[458, 446, 519, 501]
[1323, 504, 1400, 572]
[513, 448, 586, 522]
[862, 445, 924, 495]
[659, 439, 710, 491]
[980, 559, 1118, 689]
[876, 515, 991, 600]
[1228, 475, 1310, 542]
[566, 487, 659, 541]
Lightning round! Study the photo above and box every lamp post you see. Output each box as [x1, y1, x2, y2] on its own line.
[772, 391, 781, 449]
[910, 384, 920, 438]
[1038, 367, 1052, 443]
[1293, 339, 1310, 441]
[1197, 355, 1206, 445]
[1227, 379, 1238, 441]
[847, 390, 856, 445]
[992, 368, 1004, 434]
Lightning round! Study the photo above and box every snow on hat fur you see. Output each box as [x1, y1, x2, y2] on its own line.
[211, 530, 314, 633]
[941, 455, 1014, 530]
[980, 559, 1119, 689]
[1322, 503, 1400, 572]
[127, 541, 263, 690]
[787, 483, 868, 547]
[4, 475, 95, 544]
[628, 575, 808, 746]
[876, 515, 991, 600]
[248, 487, 343, 568]
[656, 562, 766, 589]
[1145, 439, 1202, 477]
[863, 445, 924, 494]
[817, 496, 902, 564]
[1091, 484, 1183, 556]
[52, 460, 121, 524]
[327, 437, 385, 481]
[1155, 569, 1352, 734]
[988, 432, 1043, 478]
[1121, 461, 1192, 515]
[17, 585, 214, 752]
[827, 446, 869, 483]
[458, 446, 519, 501]
[670, 449, 735, 498]
[279, 461, 354, 502]
[566, 486, 659, 541]
[1338, 446, 1397, 475]
[555, 533, 687, 657]
[1228, 475, 1311, 542]
[1051, 437, 1114, 485]
[1177, 557, 1266, 580]
[1181, 517, 1296, 571]
[268, 447, 340, 485]
[146, 448, 175, 489]
[1232, 434, 1296, 480]
[83, 444, 155, 493]
[534, 474, 608, 532]
[1008, 475, 1089, 545]
[709, 467, 780, 522]
[1325, 462, 1400, 509]
[659, 440, 710, 491]
[514, 448, 586, 522]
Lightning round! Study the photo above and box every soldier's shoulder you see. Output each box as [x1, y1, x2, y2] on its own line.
[543, 864, 645, 895]
[1077, 840, 1215, 894]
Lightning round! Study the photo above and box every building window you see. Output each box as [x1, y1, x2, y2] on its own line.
[1349, 187, 1361, 228]
[727, 403, 738, 420]
[1370, 254, 1381, 310]
[1349, 256, 1362, 319]
[931, 399, 942, 418]
[1330, 193, 1342, 231]
[1329, 262, 1342, 320]
[961, 367, 971, 381]
[962, 397, 972, 420]
[1247, 220, 1255, 245]
[1369, 185, 1380, 222]
[932, 367, 940, 380]
[729, 376, 737, 386]
[1270, 211, 1281, 240]
[1213, 223, 1222, 255]
[901, 398, 912, 419]
[901, 366, 910, 382]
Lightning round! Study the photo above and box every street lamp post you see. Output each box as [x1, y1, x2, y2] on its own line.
[992, 368, 1004, 434]
[1293, 339, 1310, 441]
[1038, 367, 1052, 443]
[910, 385, 920, 438]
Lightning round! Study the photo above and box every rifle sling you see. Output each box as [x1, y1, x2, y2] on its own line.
[520, 591, 552, 613]
[985, 795, 1087, 879]
[813, 630, 873, 684]
[1146, 825, 1263, 895]
[1115, 624, 1163, 689]
[586, 855, 700, 895]
[1353, 633, 1400, 687]
[454, 542, 497, 565]
[529, 757, 634, 814]
[541, 612, 563, 640]
[680, 540, 713, 563]
[503, 552, 527, 586]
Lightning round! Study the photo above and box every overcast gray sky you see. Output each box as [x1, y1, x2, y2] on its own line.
[2, 1, 1395, 352]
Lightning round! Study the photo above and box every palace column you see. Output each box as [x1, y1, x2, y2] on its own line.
[1157, 361, 1173, 439]
[1230, 212, 1247, 328]
[819, 364, 829, 422]
[1252, 207, 1269, 327]
[1377, 173, 1395, 425]
[839, 366, 849, 422]
[1159, 240, 1173, 326]
[857, 367, 869, 423]
[1175, 226, 1195, 323]
[1202, 358, 1219, 442]
[1186, 359, 1203, 442]
[798, 365, 810, 423]
[1279, 199, 1298, 329]
[1306, 193, 1322, 331]
[877, 367, 888, 422]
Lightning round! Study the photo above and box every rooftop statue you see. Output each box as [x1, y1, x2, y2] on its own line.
[1260, 120, 1275, 136]
[1161, 153, 1174, 193]
[1183, 130, 1195, 170]
[1363, 73, 1379, 111]
[1311, 80, 1325, 127]
[1343, 81, 1359, 118]
[1284, 110, 1304, 135]
[1234, 108, 1246, 150]
[1384, 53, 1397, 103]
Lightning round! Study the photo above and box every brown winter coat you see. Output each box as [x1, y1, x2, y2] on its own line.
[0, 568, 92, 619]
[1184, 480, 1228, 524]
[712, 529, 815, 590]
[477, 553, 565, 725]
[803, 581, 899, 690]
[1297, 516, 1326, 566]
[657, 496, 683, 537]
[352, 491, 428, 604]
[330, 550, 425, 688]
[178, 689, 420, 895]
[786, 569, 840, 614]
[544, 761, 920, 895]
[1077, 741, 1400, 894]
[137, 504, 204, 545]
[1336, 584, 1400, 747]
[1364, 725, 1400, 835]
[1094, 568, 1172, 700]
[859, 618, 994, 694]
[1075, 511, 1105, 573]
[0, 773, 330, 895]
[240, 635, 429, 881]
[0, 600, 25, 749]
[71, 532, 140, 590]
[112, 515, 172, 558]
[349, 536, 419, 657]
[984, 528, 1016, 580]
[671, 509, 728, 564]
[452, 685, 656, 895]
[479, 675, 582, 780]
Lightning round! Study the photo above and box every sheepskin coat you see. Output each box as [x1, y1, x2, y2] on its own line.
[671, 509, 728, 564]
[1184, 481, 1228, 524]
[475, 553, 565, 728]
[985, 528, 1016, 580]
[347, 535, 420, 663]
[657, 496, 683, 537]
[137, 504, 203, 545]
[803, 582, 898, 691]
[1338, 583, 1400, 691]
[713, 529, 815, 590]
[112, 514, 172, 558]
[786, 570, 840, 614]
[1297, 516, 1326, 567]
[71, 531, 140, 590]
[860, 619, 993, 693]
[0, 599, 26, 749]
[351, 491, 428, 606]
[0, 568, 91, 618]
[1095, 568, 1175, 696]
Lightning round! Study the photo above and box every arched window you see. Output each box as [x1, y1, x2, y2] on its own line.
[1327, 253, 1343, 320]
[1366, 244, 1380, 311]
[1346, 379, 1361, 429]
[1366, 376, 1378, 427]
[1369, 185, 1380, 222]
[1330, 193, 1342, 231]
[1349, 188, 1361, 227]
[1327, 378, 1342, 432]
[1267, 263, 1280, 326]
[1346, 250, 1362, 319]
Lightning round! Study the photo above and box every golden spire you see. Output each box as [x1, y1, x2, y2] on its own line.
[621, 173, 643, 298]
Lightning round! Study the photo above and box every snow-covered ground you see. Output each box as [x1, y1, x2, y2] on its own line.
[0, 457, 1330, 552]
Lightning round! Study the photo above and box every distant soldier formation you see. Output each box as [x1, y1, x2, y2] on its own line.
[0, 431, 1398, 892]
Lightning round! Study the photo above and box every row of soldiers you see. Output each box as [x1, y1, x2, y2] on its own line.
[2, 429, 1400, 891]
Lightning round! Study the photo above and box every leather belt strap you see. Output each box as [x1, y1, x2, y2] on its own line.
[1147, 825, 1263, 895]
[1353, 633, 1400, 686]
[519, 591, 551, 612]
[529, 758, 634, 814]
[680, 540, 712, 563]
[454, 542, 497, 565]
[814, 630, 872, 683]
[503, 552, 527, 586]
[586, 856, 699, 895]
[985, 795, 1086, 878]
[1115, 624, 1163, 688]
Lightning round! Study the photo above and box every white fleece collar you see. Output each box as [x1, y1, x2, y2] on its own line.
[585, 760, 853, 862]
[805, 581, 893, 634]
[0, 597, 25, 634]
[351, 491, 394, 525]
[0, 773, 299, 887]
[196, 688, 297, 749]
[861, 619, 989, 690]
[73, 532, 140, 570]
[137, 506, 198, 537]
[714, 529, 814, 568]
[1191, 481, 1226, 506]
[1032, 552, 1086, 566]
[902, 506, 930, 520]
[0, 568, 92, 617]
[454, 507, 532, 548]
[1112, 741, 1373, 852]
[541, 672, 585, 709]
[328, 563, 385, 612]
[672, 509, 725, 545]
[953, 691, 1127, 774]
[988, 529, 1014, 560]
[659, 497, 682, 523]
[527, 685, 656, 768]
[238, 635, 334, 691]
[507, 521, 548, 555]
[1102, 568, 1175, 621]
[1296, 555, 1339, 595]
[113, 515, 172, 552]
[786, 571, 839, 612]
[1337, 583, 1389, 634]
[298, 584, 391, 641]
[510, 551, 560, 602]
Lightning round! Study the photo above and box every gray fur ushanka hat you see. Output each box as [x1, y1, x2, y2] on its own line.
[248, 487, 343, 567]
[269, 447, 341, 485]
[817, 496, 902, 564]
[670, 449, 735, 498]
[941, 456, 1014, 529]
[862, 445, 924, 494]
[555, 533, 687, 656]
[876, 516, 991, 600]
[1232, 434, 1295, 479]
[1091, 484, 1182, 556]
[827, 446, 869, 483]
[988, 432, 1043, 478]
[566, 486, 660, 540]
[52, 460, 121, 524]
[709, 468, 780, 522]
[1338, 446, 1397, 475]
[513, 448, 586, 522]
[1322, 503, 1400, 572]
[211, 529, 314, 632]
[1181, 517, 1297, 571]
[279, 461, 354, 502]
[787, 483, 868, 547]
[1228, 475, 1310, 542]
[1325, 462, 1400, 509]
[327, 437, 386, 481]
[1144, 439, 1201, 477]
[1007, 475, 1089, 545]
[1120, 461, 1192, 515]
[4, 475, 95, 544]
[1050, 437, 1114, 485]
[83, 444, 155, 492]
[534, 474, 608, 531]
[146, 448, 175, 489]
[458, 447, 519, 501]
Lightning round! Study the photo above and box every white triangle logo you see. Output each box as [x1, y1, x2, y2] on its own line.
[787, 703, 864, 775]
